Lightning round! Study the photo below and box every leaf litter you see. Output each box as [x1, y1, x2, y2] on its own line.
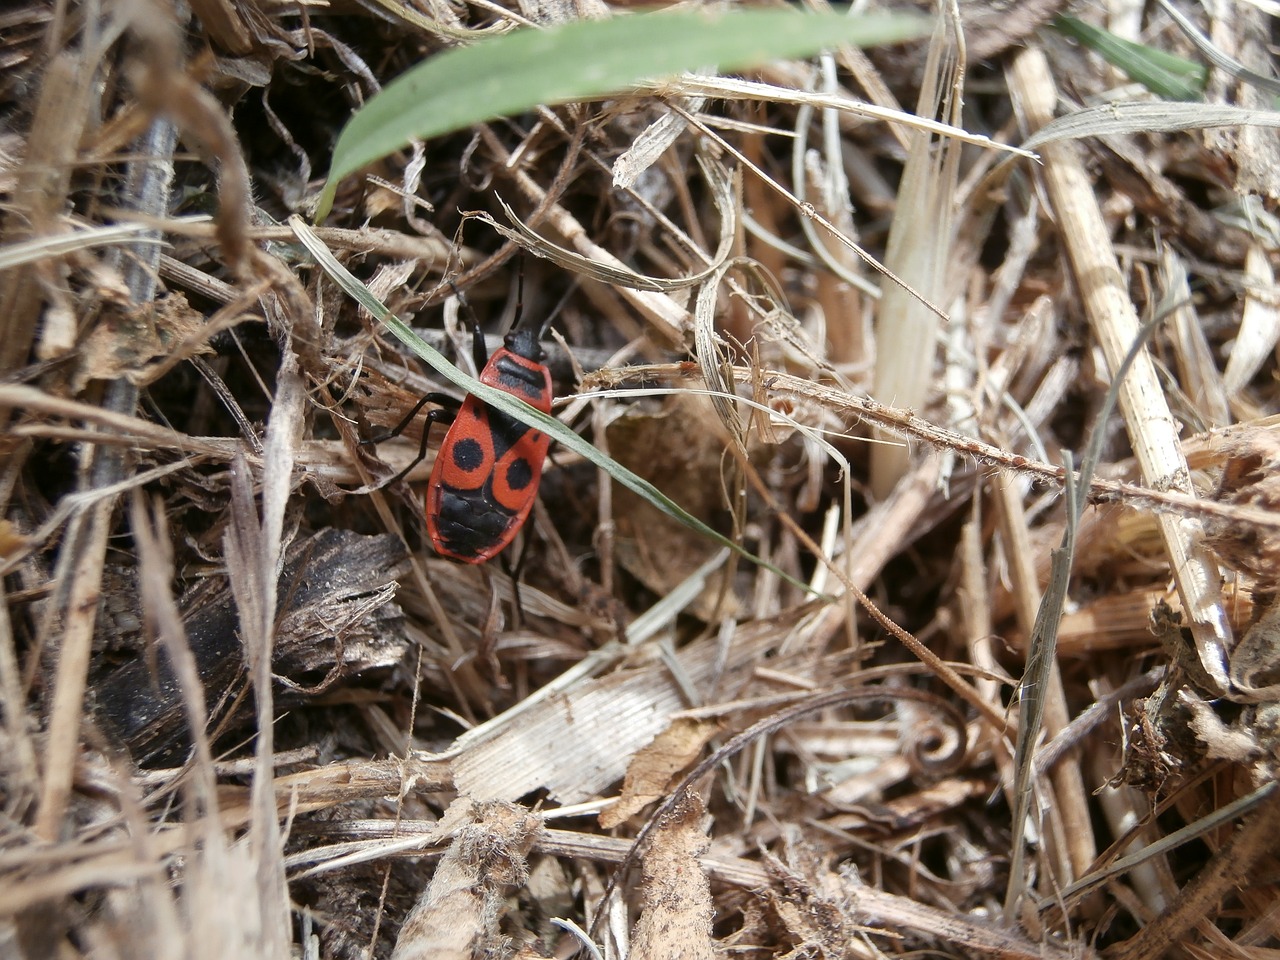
[2, 1, 1279, 959]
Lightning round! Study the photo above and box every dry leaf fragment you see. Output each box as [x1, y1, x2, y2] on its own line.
[0, 519, 30, 562]
[1202, 428, 1280, 584]
[450, 612, 798, 803]
[74, 292, 214, 390]
[391, 798, 543, 960]
[607, 394, 743, 620]
[761, 829, 885, 958]
[628, 792, 715, 960]
[1223, 245, 1280, 397]
[1183, 690, 1264, 765]
[599, 716, 722, 829]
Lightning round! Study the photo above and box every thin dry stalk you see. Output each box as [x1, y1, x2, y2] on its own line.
[1008, 48, 1233, 695]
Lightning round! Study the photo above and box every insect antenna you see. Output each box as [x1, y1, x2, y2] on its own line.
[506, 256, 576, 342]
[536, 277, 579, 341]
[506, 255, 532, 333]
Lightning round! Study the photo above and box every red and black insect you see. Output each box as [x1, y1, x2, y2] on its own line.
[370, 299, 553, 565]
[427, 325, 552, 563]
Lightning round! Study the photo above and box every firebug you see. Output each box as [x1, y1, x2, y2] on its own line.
[427, 324, 552, 563]
[368, 286, 553, 565]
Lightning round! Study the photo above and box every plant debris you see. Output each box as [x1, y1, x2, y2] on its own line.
[2, 1, 1279, 958]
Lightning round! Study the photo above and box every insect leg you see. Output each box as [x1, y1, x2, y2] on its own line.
[470, 320, 488, 375]
[362, 393, 462, 487]
[500, 530, 534, 627]
[361, 392, 460, 445]
[544, 439, 569, 471]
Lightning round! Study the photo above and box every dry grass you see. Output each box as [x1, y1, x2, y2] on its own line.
[3, 1, 1280, 958]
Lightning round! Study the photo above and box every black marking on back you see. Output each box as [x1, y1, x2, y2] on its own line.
[483, 402, 535, 463]
[495, 353, 546, 400]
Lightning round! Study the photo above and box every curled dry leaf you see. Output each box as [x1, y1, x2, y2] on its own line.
[1118, 604, 1208, 792]
[1229, 595, 1280, 701]
[1131, 595, 1280, 788]
[763, 829, 879, 957]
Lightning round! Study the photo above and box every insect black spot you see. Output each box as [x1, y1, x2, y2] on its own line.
[452, 438, 484, 471]
[506, 457, 533, 491]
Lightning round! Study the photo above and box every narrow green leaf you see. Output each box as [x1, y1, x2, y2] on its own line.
[316, 9, 929, 219]
[287, 216, 826, 598]
[1054, 15, 1206, 101]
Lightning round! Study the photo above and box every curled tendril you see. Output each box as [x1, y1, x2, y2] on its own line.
[906, 709, 968, 777]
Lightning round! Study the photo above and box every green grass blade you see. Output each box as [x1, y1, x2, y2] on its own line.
[1054, 15, 1206, 101]
[287, 215, 825, 598]
[316, 9, 929, 219]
